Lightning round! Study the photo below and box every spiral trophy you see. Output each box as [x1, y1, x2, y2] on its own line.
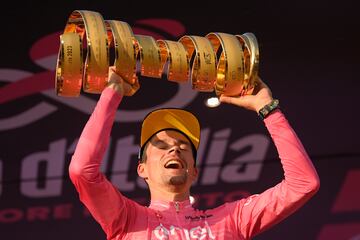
[55, 10, 260, 97]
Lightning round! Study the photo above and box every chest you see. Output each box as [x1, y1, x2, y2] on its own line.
[126, 210, 241, 240]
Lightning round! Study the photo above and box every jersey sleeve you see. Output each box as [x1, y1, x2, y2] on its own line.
[68, 87, 146, 238]
[227, 109, 320, 239]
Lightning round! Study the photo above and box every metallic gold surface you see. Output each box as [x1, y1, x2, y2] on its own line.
[179, 35, 216, 92]
[55, 32, 83, 97]
[236, 35, 251, 88]
[157, 40, 189, 82]
[106, 20, 139, 96]
[236, 33, 259, 95]
[106, 20, 137, 84]
[55, 10, 261, 99]
[134, 35, 162, 78]
[65, 10, 109, 94]
[206, 32, 245, 96]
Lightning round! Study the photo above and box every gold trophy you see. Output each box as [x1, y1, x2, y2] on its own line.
[55, 10, 259, 97]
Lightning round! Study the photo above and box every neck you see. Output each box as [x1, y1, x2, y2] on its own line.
[150, 187, 190, 202]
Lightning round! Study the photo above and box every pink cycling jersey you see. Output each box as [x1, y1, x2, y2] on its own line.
[69, 87, 320, 240]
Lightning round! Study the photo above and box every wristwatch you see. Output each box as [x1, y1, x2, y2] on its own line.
[258, 99, 280, 120]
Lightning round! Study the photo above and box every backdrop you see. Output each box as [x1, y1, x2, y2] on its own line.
[0, 1, 359, 239]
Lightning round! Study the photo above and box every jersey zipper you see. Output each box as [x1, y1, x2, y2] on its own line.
[174, 201, 186, 238]
[174, 201, 180, 213]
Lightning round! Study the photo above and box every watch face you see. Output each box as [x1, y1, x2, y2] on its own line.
[260, 108, 268, 115]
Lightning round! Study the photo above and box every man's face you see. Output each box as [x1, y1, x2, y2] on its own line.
[138, 130, 198, 193]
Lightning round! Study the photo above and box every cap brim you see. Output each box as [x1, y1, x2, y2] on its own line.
[141, 108, 200, 150]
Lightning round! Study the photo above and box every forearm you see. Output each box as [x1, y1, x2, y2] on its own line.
[234, 110, 320, 238]
[67, 87, 144, 236]
[264, 109, 320, 195]
[69, 87, 122, 182]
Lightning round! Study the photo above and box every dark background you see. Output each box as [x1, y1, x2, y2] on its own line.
[0, 0, 359, 239]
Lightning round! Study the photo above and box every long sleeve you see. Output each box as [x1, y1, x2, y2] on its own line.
[68, 87, 145, 238]
[229, 109, 320, 239]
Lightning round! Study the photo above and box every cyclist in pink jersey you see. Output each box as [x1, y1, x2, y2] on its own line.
[69, 68, 320, 239]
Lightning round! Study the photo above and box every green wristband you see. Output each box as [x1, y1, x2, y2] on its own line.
[258, 99, 280, 120]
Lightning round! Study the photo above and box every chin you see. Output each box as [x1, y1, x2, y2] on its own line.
[168, 175, 188, 186]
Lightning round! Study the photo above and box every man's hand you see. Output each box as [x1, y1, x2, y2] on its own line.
[106, 66, 134, 96]
[219, 77, 273, 112]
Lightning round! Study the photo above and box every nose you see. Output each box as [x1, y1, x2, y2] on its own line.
[168, 145, 181, 155]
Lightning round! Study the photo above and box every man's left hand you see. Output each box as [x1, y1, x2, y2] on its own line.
[219, 77, 274, 112]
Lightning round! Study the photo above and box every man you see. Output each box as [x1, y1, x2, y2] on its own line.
[69, 67, 320, 239]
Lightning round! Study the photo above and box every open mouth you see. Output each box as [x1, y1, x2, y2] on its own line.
[164, 160, 184, 169]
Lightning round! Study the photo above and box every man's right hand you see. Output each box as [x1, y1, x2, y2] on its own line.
[106, 66, 134, 96]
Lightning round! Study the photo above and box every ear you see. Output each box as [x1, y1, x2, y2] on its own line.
[137, 162, 148, 179]
[190, 167, 199, 181]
